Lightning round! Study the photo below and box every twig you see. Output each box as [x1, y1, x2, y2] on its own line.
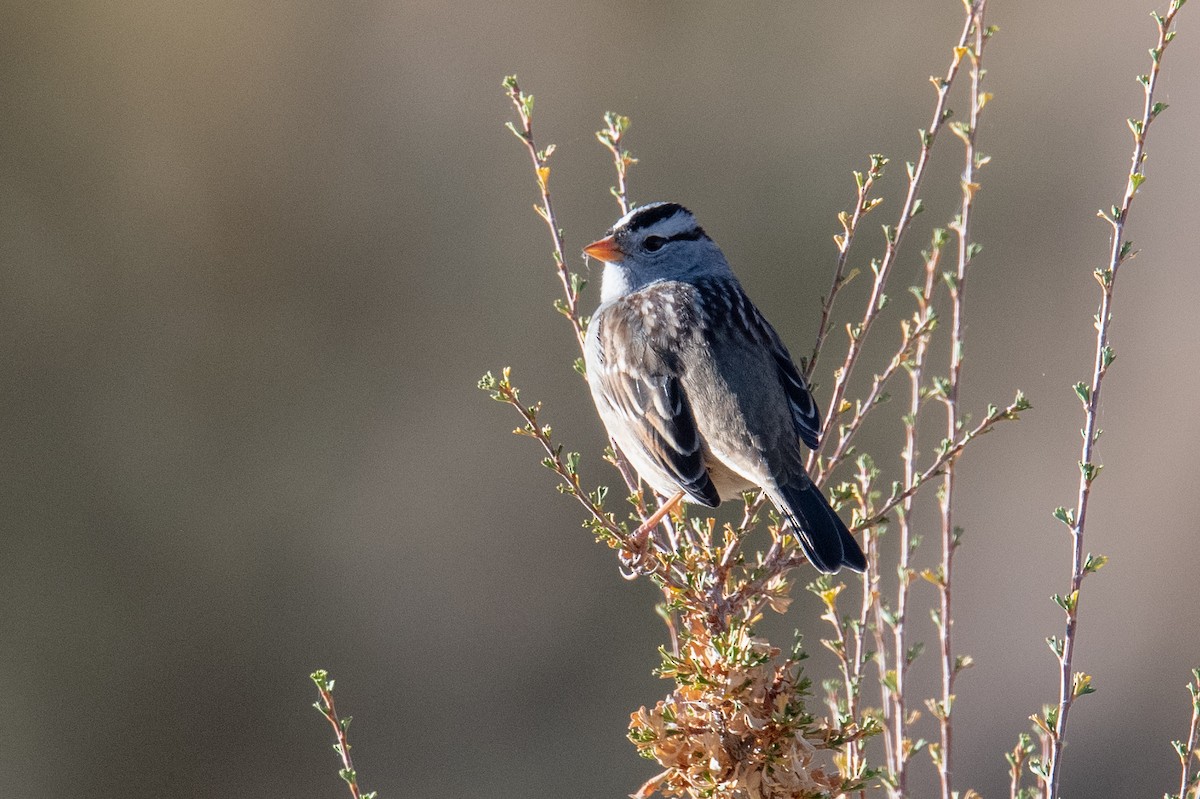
[929, 6, 990, 797]
[503, 78, 658, 528]
[860, 392, 1026, 534]
[879, 227, 947, 796]
[813, 312, 938, 486]
[311, 670, 376, 799]
[591, 111, 656, 522]
[478, 369, 683, 588]
[1007, 734, 1037, 799]
[597, 111, 636, 216]
[503, 76, 585, 350]
[851, 458, 883, 789]
[1038, 5, 1186, 796]
[808, 0, 988, 476]
[724, 391, 1026, 617]
[806, 154, 887, 382]
[1173, 669, 1200, 799]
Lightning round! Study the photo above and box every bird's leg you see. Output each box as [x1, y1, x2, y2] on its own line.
[618, 491, 687, 581]
[632, 491, 686, 544]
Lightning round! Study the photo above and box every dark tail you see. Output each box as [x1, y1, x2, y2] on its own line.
[769, 479, 867, 574]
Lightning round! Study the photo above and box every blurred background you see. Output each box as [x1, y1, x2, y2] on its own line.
[2, 1, 1198, 797]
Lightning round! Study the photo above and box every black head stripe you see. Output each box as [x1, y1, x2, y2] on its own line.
[624, 202, 690, 233]
[665, 228, 706, 243]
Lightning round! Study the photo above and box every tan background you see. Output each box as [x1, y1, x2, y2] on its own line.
[2, 2, 1198, 797]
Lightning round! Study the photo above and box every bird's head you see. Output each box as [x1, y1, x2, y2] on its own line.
[583, 202, 731, 302]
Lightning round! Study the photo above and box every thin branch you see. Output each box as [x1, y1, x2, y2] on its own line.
[1175, 669, 1200, 799]
[724, 391, 1027, 617]
[879, 227, 947, 797]
[859, 392, 1026, 534]
[503, 78, 661, 530]
[310, 670, 376, 799]
[808, 0, 987, 476]
[1040, 5, 1186, 796]
[806, 154, 888, 382]
[597, 111, 636, 216]
[502, 77, 584, 350]
[479, 369, 683, 589]
[931, 6, 989, 797]
[814, 312, 938, 486]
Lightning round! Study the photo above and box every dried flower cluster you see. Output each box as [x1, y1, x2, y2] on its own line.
[630, 617, 859, 799]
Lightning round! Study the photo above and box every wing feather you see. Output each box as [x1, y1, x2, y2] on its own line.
[590, 294, 721, 506]
[770, 342, 822, 450]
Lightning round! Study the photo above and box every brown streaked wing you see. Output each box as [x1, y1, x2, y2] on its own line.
[592, 294, 721, 506]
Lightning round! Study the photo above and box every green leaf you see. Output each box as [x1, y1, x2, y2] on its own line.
[1052, 590, 1079, 613]
[1079, 461, 1102, 483]
[1073, 671, 1096, 697]
[1072, 381, 1091, 406]
[1083, 552, 1109, 574]
[1052, 506, 1076, 527]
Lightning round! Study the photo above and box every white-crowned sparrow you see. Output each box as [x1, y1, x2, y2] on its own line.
[582, 202, 867, 573]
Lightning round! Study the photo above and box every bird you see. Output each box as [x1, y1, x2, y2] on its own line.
[581, 201, 867, 574]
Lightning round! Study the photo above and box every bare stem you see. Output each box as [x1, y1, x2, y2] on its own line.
[809, 0, 987, 476]
[806, 154, 887, 382]
[311, 670, 374, 799]
[724, 391, 1025, 619]
[930, 6, 990, 797]
[1040, 5, 1186, 797]
[481, 369, 685, 589]
[861, 392, 1026, 535]
[503, 79, 659, 529]
[503, 77, 584, 351]
[597, 111, 636, 216]
[814, 312, 937, 486]
[879, 227, 946, 796]
[1176, 670, 1200, 799]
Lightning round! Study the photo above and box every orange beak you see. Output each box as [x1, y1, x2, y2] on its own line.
[583, 235, 623, 263]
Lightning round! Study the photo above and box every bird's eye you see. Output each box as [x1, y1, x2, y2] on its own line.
[643, 235, 667, 252]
